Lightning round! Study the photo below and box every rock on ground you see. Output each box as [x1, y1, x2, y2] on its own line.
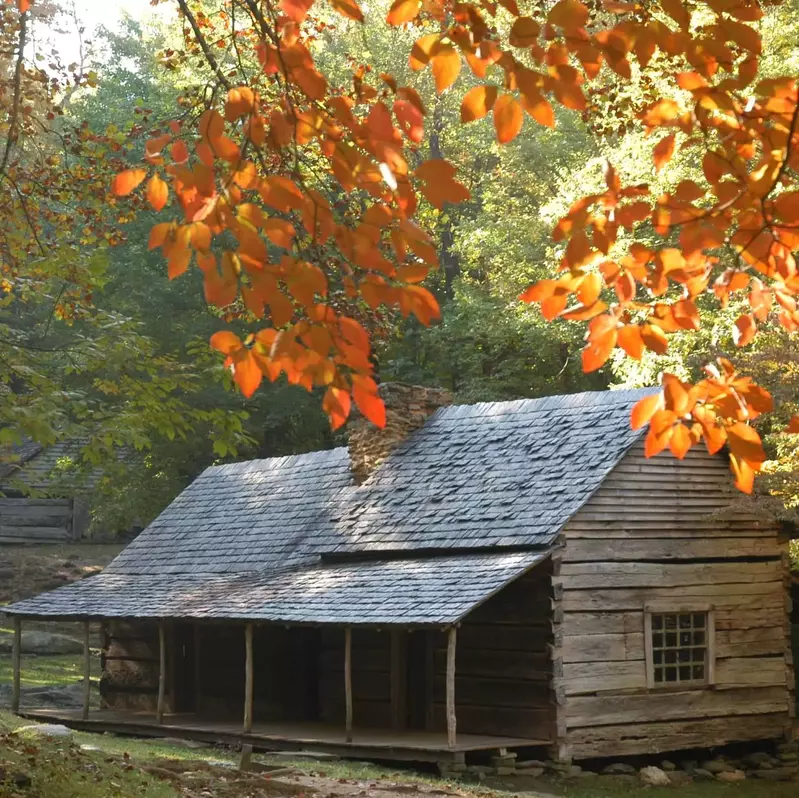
[13, 723, 73, 738]
[0, 630, 83, 655]
[639, 766, 671, 786]
[717, 770, 746, 782]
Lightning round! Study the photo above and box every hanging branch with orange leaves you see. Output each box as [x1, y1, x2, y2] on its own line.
[82, 0, 799, 491]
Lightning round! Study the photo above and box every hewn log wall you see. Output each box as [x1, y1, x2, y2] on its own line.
[431, 566, 554, 739]
[101, 620, 163, 711]
[0, 498, 76, 543]
[558, 440, 793, 760]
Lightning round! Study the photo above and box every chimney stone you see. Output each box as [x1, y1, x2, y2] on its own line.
[347, 382, 452, 483]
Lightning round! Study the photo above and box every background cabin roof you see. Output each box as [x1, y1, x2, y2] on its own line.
[0, 437, 104, 492]
[6, 388, 653, 622]
[5, 551, 548, 624]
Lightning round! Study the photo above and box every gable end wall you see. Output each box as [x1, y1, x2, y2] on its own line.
[555, 440, 794, 760]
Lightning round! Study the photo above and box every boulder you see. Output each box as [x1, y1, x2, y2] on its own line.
[692, 768, 716, 781]
[702, 759, 735, 774]
[666, 771, 693, 785]
[660, 760, 676, 771]
[602, 763, 637, 775]
[0, 630, 83, 655]
[743, 751, 777, 767]
[717, 770, 746, 783]
[639, 766, 670, 787]
[753, 767, 798, 781]
[13, 723, 73, 738]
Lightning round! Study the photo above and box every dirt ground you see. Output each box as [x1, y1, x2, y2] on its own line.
[0, 542, 124, 607]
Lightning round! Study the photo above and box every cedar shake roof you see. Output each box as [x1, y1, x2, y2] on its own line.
[6, 388, 652, 623]
[5, 551, 548, 625]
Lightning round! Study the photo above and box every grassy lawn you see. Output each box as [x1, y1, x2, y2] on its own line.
[0, 653, 88, 688]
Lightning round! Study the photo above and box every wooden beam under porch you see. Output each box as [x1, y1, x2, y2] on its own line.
[16, 707, 549, 764]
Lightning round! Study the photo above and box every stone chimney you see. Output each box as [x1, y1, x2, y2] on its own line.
[348, 382, 452, 483]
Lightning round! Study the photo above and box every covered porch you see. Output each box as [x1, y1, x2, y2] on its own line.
[6, 551, 555, 763]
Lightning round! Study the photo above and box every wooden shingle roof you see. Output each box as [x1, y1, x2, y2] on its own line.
[6, 388, 652, 623]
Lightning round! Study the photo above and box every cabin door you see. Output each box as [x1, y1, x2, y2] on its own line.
[171, 622, 198, 713]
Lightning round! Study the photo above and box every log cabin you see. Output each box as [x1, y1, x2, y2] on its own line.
[0, 438, 93, 544]
[5, 385, 795, 762]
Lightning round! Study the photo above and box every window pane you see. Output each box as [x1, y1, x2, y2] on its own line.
[649, 611, 709, 688]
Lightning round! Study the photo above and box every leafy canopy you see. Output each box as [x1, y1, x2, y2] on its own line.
[6, 0, 799, 494]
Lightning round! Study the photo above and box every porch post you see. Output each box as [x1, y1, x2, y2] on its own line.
[243, 623, 254, 733]
[157, 622, 166, 724]
[82, 620, 91, 720]
[446, 626, 457, 750]
[344, 627, 353, 743]
[11, 617, 21, 714]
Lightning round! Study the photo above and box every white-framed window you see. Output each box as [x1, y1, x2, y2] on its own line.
[644, 605, 715, 689]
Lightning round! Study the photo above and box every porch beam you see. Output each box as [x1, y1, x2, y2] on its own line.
[344, 627, 353, 743]
[11, 617, 21, 714]
[446, 626, 457, 750]
[82, 620, 91, 720]
[157, 622, 166, 724]
[243, 623, 254, 733]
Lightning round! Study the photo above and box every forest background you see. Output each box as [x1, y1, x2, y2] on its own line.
[2, 0, 798, 542]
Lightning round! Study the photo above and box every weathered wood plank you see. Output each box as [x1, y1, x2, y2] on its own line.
[558, 561, 781, 588]
[563, 538, 781, 562]
[562, 661, 646, 695]
[565, 686, 787, 728]
[0, 526, 70, 540]
[433, 649, 549, 681]
[715, 608, 785, 630]
[716, 657, 787, 688]
[562, 583, 784, 612]
[568, 713, 789, 758]
[562, 633, 644, 663]
[458, 624, 550, 651]
[565, 524, 774, 539]
[433, 675, 551, 708]
[0, 498, 72, 507]
[563, 612, 645, 636]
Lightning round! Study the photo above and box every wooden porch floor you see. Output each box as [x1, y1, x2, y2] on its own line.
[18, 708, 549, 763]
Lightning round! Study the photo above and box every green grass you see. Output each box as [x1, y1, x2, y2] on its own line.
[0, 653, 90, 689]
[0, 712, 176, 798]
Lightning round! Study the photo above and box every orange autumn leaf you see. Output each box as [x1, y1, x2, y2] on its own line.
[509, 17, 540, 47]
[653, 134, 676, 172]
[460, 85, 498, 123]
[631, 392, 662, 430]
[353, 383, 387, 427]
[387, 0, 420, 24]
[146, 174, 169, 212]
[493, 95, 524, 144]
[329, 0, 364, 20]
[431, 46, 461, 94]
[112, 169, 146, 196]
[322, 386, 352, 430]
